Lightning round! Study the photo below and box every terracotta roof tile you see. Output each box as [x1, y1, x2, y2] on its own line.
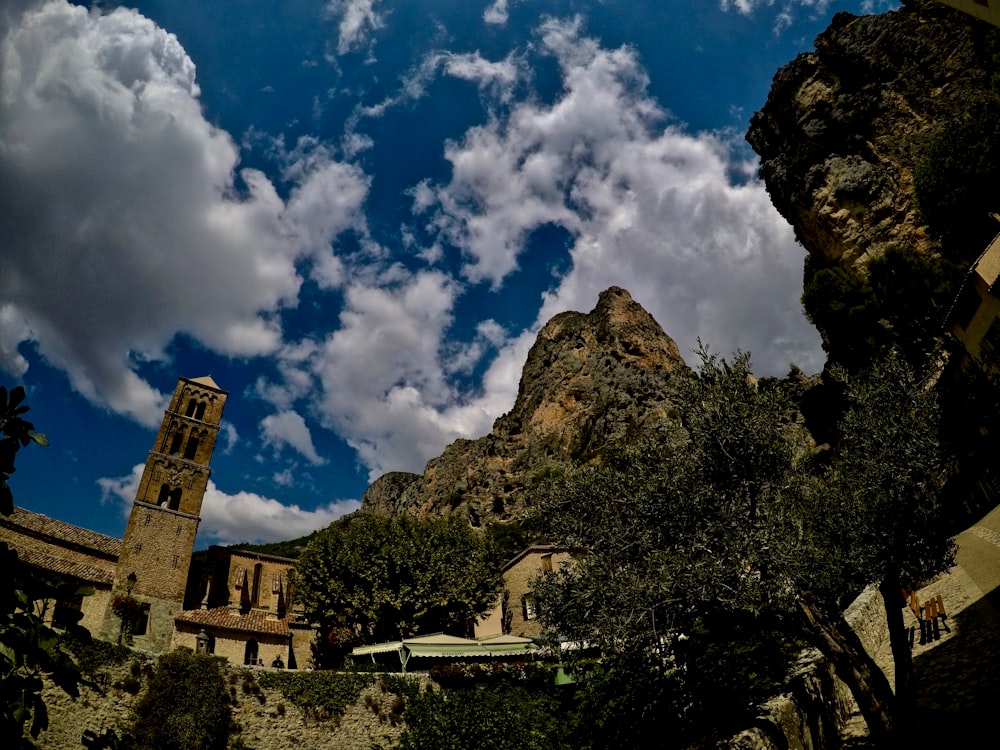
[2, 507, 121, 559]
[14, 546, 115, 585]
[174, 606, 302, 636]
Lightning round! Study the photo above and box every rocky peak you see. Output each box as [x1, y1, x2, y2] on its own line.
[360, 288, 687, 525]
[746, 0, 992, 270]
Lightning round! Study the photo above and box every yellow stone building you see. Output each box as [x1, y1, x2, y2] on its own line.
[2, 376, 313, 668]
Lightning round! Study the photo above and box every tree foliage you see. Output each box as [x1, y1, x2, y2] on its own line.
[531, 349, 954, 745]
[0, 384, 91, 748]
[292, 514, 502, 665]
[397, 685, 567, 750]
[131, 649, 231, 750]
[801, 246, 961, 370]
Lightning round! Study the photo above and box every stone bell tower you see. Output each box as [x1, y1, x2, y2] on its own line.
[105, 376, 228, 652]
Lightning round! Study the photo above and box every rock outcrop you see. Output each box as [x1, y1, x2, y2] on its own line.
[747, 0, 994, 269]
[360, 287, 688, 525]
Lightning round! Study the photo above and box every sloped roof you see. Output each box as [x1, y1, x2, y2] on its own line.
[0, 506, 121, 559]
[14, 545, 115, 585]
[186, 375, 223, 391]
[174, 606, 296, 637]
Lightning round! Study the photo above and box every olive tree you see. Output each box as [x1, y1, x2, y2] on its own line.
[532, 350, 954, 745]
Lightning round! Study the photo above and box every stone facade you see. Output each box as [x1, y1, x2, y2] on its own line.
[172, 547, 313, 668]
[103, 376, 227, 653]
[0, 506, 119, 634]
[6, 375, 319, 668]
[949, 231, 1000, 367]
[476, 545, 580, 639]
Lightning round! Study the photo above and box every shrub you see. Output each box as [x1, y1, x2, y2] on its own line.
[131, 649, 231, 750]
[397, 685, 566, 750]
[256, 670, 374, 721]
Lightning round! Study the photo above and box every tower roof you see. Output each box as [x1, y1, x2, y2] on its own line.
[186, 375, 222, 391]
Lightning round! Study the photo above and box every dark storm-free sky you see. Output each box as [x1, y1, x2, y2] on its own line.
[0, 0, 898, 545]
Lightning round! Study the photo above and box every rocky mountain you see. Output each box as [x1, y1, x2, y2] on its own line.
[747, 0, 993, 270]
[360, 287, 688, 526]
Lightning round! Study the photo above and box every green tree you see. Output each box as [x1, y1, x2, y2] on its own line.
[131, 649, 231, 750]
[0, 385, 93, 748]
[793, 354, 953, 732]
[292, 514, 502, 665]
[532, 350, 953, 745]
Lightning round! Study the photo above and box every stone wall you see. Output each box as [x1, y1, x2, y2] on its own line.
[724, 585, 888, 750]
[35, 658, 428, 750]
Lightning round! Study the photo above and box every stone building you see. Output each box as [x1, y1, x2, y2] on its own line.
[0, 506, 119, 634]
[3, 375, 314, 667]
[172, 546, 312, 668]
[949, 230, 1000, 370]
[934, 0, 1000, 27]
[475, 545, 580, 639]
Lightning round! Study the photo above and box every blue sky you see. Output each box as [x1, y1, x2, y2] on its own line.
[1, 0, 897, 546]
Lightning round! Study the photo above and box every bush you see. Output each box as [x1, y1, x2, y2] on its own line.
[397, 685, 566, 750]
[256, 670, 374, 721]
[131, 649, 231, 750]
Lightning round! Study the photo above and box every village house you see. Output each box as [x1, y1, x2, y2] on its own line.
[1, 376, 312, 668]
[475, 545, 580, 639]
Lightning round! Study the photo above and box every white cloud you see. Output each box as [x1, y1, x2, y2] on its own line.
[484, 1, 511, 25]
[354, 49, 521, 123]
[261, 410, 327, 466]
[415, 17, 823, 375]
[0, 2, 368, 425]
[326, 0, 385, 56]
[98, 463, 356, 545]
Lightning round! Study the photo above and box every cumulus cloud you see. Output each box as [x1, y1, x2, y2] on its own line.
[98, 464, 356, 545]
[261, 410, 327, 466]
[483, 1, 512, 25]
[0, 1, 368, 424]
[325, 0, 385, 55]
[309, 271, 498, 479]
[415, 17, 822, 374]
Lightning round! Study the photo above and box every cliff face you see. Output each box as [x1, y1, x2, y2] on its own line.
[360, 287, 688, 525]
[746, 0, 994, 269]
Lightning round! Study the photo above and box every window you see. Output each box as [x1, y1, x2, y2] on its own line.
[183, 436, 200, 460]
[185, 399, 198, 417]
[133, 604, 151, 636]
[522, 595, 537, 621]
[195, 402, 207, 420]
[168, 429, 185, 456]
[244, 639, 259, 666]
[52, 594, 83, 630]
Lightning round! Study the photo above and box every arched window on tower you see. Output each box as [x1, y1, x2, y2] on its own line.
[185, 399, 198, 417]
[195, 401, 207, 420]
[167, 487, 182, 511]
[157, 484, 171, 507]
[169, 428, 185, 456]
[183, 435, 200, 460]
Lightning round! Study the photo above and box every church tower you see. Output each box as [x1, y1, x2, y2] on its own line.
[105, 376, 227, 652]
